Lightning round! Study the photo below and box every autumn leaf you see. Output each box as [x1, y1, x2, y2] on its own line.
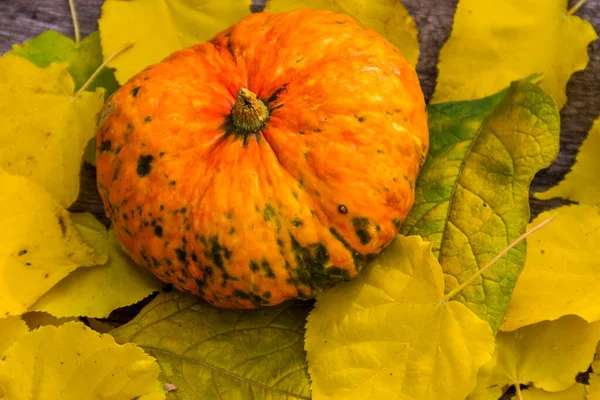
[0, 321, 164, 400]
[536, 117, 600, 205]
[0, 317, 28, 356]
[305, 235, 494, 400]
[264, 0, 419, 66]
[400, 80, 560, 332]
[111, 292, 312, 399]
[432, 0, 597, 108]
[32, 212, 162, 319]
[469, 316, 600, 399]
[522, 384, 587, 400]
[0, 55, 104, 207]
[0, 169, 107, 318]
[99, 0, 252, 83]
[10, 30, 119, 98]
[502, 205, 600, 331]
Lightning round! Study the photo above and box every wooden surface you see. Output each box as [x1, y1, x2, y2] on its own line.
[1, 0, 599, 218]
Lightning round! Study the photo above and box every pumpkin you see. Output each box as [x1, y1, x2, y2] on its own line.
[95, 9, 429, 309]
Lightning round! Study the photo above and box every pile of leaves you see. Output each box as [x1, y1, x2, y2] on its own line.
[0, 0, 598, 399]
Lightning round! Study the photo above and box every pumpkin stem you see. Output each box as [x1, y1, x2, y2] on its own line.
[231, 88, 269, 133]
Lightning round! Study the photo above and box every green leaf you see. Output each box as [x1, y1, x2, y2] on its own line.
[400, 80, 560, 331]
[111, 292, 311, 399]
[305, 235, 494, 400]
[10, 30, 119, 98]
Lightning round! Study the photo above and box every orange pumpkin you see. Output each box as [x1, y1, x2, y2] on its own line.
[96, 9, 429, 308]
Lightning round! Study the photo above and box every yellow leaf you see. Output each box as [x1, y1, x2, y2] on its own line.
[0, 317, 28, 356]
[32, 213, 162, 318]
[264, 0, 419, 66]
[21, 311, 77, 330]
[502, 205, 600, 331]
[588, 374, 600, 399]
[0, 170, 107, 318]
[522, 384, 586, 400]
[536, 117, 600, 205]
[99, 0, 252, 83]
[432, 0, 597, 108]
[0, 55, 104, 207]
[470, 316, 600, 399]
[0, 321, 164, 400]
[305, 235, 494, 400]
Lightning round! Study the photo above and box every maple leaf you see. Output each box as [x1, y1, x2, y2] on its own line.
[502, 205, 600, 331]
[10, 30, 119, 99]
[0, 55, 104, 207]
[99, 0, 253, 83]
[0, 317, 28, 356]
[400, 80, 560, 332]
[432, 0, 597, 108]
[536, 117, 600, 206]
[469, 316, 600, 399]
[0, 169, 107, 318]
[264, 0, 419, 65]
[305, 235, 494, 400]
[0, 321, 164, 400]
[111, 292, 312, 399]
[32, 212, 163, 319]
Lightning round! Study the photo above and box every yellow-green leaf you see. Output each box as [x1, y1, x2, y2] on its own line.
[432, 0, 597, 108]
[99, 0, 252, 83]
[0, 55, 104, 207]
[470, 316, 600, 399]
[0, 170, 107, 318]
[536, 117, 600, 205]
[112, 292, 311, 399]
[10, 30, 119, 98]
[32, 213, 162, 318]
[0, 317, 28, 356]
[502, 205, 600, 331]
[400, 81, 560, 332]
[306, 235, 494, 400]
[0, 321, 164, 400]
[264, 0, 419, 66]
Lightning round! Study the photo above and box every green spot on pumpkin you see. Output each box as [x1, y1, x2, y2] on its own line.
[263, 205, 275, 222]
[234, 290, 249, 300]
[99, 140, 112, 153]
[261, 260, 276, 279]
[352, 217, 372, 245]
[136, 155, 154, 177]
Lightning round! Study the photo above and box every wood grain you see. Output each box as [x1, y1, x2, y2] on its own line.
[1, 0, 599, 219]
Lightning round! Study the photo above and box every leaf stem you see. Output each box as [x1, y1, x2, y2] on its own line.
[442, 214, 555, 302]
[567, 0, 588, 15]
[68, 0, 81, 44]
[515, 383, 524, 400]
[75, 42, 134, 96]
